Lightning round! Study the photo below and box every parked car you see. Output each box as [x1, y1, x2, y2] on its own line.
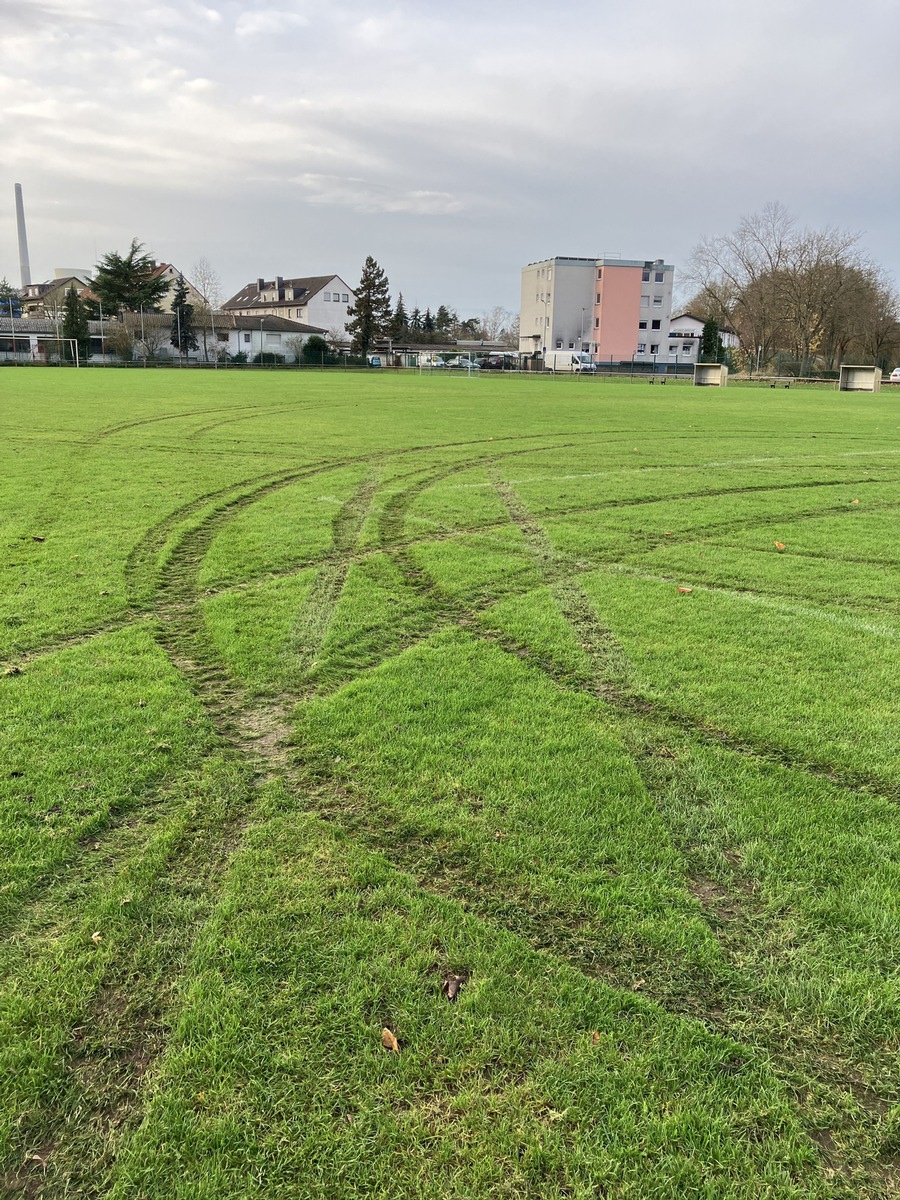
[367, 355, 382, 367]
[890, 367, 900, 383]
[444, 357, 480, 370]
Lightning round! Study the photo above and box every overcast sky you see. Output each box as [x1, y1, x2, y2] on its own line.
[2, 0, 898, 314]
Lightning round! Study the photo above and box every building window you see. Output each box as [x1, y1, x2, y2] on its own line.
[655, 272, 664, 283]
[638, 321, 647, 330]
[342, 294, 349, 303]
[547, 269, 552, 280]
[652, 296, 663, 307]
[596, 293, 601, 304]
[555, 339, 562, 348]
[243, 333, 250, 343]
[651, 319, 661, 330]
[640, 295, 649, 308]
[683, 343, 693, 353]
[669, 344, 677, 352]
[650, 343, 659, 354]
[637, 343, 646, 353]
[594, 317, 599, 328]
[642, 270, 650, 282]
[597, 268, 602, 280]
[324, 292, 331, 301]
[568, 341, 575, 349]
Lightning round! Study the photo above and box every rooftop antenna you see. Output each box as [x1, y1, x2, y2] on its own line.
[15, 183, 32, 288]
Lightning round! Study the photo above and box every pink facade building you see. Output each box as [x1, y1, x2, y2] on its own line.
[520, 256, 676, 364]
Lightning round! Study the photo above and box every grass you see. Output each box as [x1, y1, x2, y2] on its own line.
[1, 368, 899, 1197]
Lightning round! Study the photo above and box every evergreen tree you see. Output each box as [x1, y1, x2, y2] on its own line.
[92, 239, 171, 313]
[170, 274, 198, 357]
[0, 277, 21, 317]
[423, 307, 435, 334]
[409, 306, 423, 331]
[700, 318, 723, 363]
[390, 293, 408, 339]
[434, 304, 454, 335]
[346, 256, 392, 359]
[61, 285, 91, 362]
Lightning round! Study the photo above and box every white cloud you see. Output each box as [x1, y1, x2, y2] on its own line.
[296, 174, 464, 215]
[235, 8, 308, 36]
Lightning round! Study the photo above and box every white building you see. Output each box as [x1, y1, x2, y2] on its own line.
[223, 275, 356, 339]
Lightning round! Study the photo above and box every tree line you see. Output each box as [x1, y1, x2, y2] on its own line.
[345, 256, 518, 360]
[687, 202, 900, 374]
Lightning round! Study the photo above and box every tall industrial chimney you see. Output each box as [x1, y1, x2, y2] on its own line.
[15, 184, 32, 288]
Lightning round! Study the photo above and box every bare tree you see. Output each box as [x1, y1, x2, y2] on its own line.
[684, 203, 894, 373]
[479, 305, 516, 342]
[191, 257, 223, 363]
[284, 334, 306, 364]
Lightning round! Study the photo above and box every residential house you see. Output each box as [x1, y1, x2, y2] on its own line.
[20, 270, 94, 317]
[223, 275, 356, 339]
[667, 312, 740, 363]
[215, 314, 327, 362]
[0, 313, 325, 364]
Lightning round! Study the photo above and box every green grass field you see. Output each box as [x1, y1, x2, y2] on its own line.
[2, 369, 899, 1198]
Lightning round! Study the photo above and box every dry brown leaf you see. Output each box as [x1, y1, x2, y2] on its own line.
[31, 535, 45, 543]
[677, 586, 693, 594]
[91, 931, 103, 944]
[381, 1027, 400, 1053]
[851, 499, 860, 505]
[631, 978, 646, 991]
[774, 541, 786, 550]
[494, 830, 505, 840]
[664, 532, 673, 537]
[442, 976, 462, 1003]
[591, 1031, 601, 1045]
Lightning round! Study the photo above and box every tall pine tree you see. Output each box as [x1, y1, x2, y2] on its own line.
[61, 285, 91, 362]
[409, 306, 423, 331]
[170, 274, 198, 358]
[422, 307, 435, 334]
[390, 292, 408, 339]
[346, 256, 392, 359]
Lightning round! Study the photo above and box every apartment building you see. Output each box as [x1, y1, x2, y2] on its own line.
[519, 256, 675, 363]
[223, 275, 356, 337]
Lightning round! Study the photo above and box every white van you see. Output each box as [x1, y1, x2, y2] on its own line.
[545, 351, 596, 373]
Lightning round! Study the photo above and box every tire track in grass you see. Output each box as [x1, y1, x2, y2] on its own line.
[0, 755, 259, 1198]
[102, 441, 900, 1190]
[364, 457, 900, 1186]
[26, 404, 277, 536]
[287, 468, 382, 682]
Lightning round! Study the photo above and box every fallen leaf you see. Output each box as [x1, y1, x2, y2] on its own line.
[494, 830, 505, 840]
[677, 586, 693, 594]
[774, 541, 786, 551]
[591, 1031, 601, 1045]
[442, 976, 463, 1003]
[664, 531, 673, 537]
[31, 535, 45, 542]
[91, 931, 103, 944]
[381, 1027, 400, 1053]
[851, 499, 860, 505]
[632, 978, 646, 991]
